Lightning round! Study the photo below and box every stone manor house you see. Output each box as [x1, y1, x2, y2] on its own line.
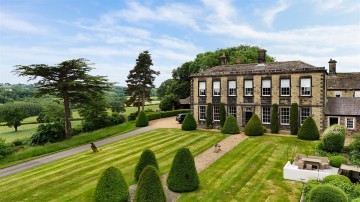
[190, 49, 360, 134]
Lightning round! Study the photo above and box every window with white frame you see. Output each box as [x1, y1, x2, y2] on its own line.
[346, 117, 355, 129]
[280, 107, 290, 125]
[228, 106, 236, 117]
[280, 79, 290, 96]
[355, 91, 360, 97]
[228, 81, 236, 96]
[199, 81, 206, 96]
[262, 79, 271, 96]
[300, 107, 311, 124]
[213, 81, 220, 96]
[244, 80, 253, 96]
[262, 107, 271, 124]
[300, 78, 311, 96]
[213, 106, 220, 121]
[335, 91, 342, 97]
[199, 106, 206, 120]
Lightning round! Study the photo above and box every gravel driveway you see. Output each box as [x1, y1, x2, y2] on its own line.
[149, 116, 181, 129]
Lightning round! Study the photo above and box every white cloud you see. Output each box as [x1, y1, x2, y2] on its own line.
[0, 12, 48, 34]
[255, 0, 289, 27]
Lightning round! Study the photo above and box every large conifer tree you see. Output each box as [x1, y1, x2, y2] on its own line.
[126, 51, 159, 112]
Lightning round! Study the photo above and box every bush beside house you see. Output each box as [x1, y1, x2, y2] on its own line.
[181, 113, 197, 131]
[221, 115, 239, 134]
[244, 114, 264, 136]
[297, 116, 319, 140]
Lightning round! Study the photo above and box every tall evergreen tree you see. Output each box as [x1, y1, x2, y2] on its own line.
[126, 51, 160, 113]
[290, 103, 299, 135]
[271, 104, 279, 133]
[13, 58, 113, 138]
[206, 103, 212, 128]
[219, 103, 226, 127]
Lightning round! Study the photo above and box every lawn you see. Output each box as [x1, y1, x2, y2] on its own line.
[0, 128, 226, 201]
[179, 135, 318, 202]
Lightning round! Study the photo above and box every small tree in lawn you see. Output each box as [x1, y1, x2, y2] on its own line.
[94, 166, 129, 202]
[0, 105, 29, 132]
[290, 103, 299, 135]
[181, 113, 197, 131]
[297, 116, 320, 140]
[206, 103, 212, 128]
[271, 104, 279, 133]
[219, 103, 226, 127]
[167, 148, 199, 192]
[244, 114, 264, 136]
[134, 149, 159, 181]
[136, 111, 148, 127]
[221, 115, 240, 134]
[134, 165, 166, 202]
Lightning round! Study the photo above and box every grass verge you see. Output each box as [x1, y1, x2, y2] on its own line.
[178, 135, 318, 202]
[0, 128, 226, 201]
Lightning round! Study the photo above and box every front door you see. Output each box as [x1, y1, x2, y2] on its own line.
[244, 107, 253, 125]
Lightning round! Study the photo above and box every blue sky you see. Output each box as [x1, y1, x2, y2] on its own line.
[0, 0, 359, 87]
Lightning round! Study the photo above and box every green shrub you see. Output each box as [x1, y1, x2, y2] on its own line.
[127, 111, 139, 121]
[219, 103, 226, 127]
[146, 112, 162, 121]
[221, 115, 239, 134]
[94, 166, 129, 202]
[0, 138, 15, 158]
[244, 114, 264, 136]
[271, 104, 279, 133]
[308, 184, 347, 202]
[134, 149, 159, 181]
[206, 103, 212, 129]
[159, 94, 179, 111]
[181, 113, 197, 131]
[136, 111, 149, 127]
[350, 134, 360, 166]
[159, 109, 191, 118]
[329, 155, 347, 168]
[323, 175, 352, 184]
[352, 198, 360, 202]
[297, 116, 319, 140]
[167, 148, 199, 192]
[303, 180, 322, 200]
[134, 165, 166, 202]
[30, 122, 65, 145]
[290, 103, 299, 135]
[322, 124, 346, 152]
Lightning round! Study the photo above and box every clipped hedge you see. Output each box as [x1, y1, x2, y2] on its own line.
[134, 149, 159, 181]
[206, 103, 212, 129]
[134, 165, 166, 202]
[329, 155, 347, 168]
[271, 104, 279, 133]
[221, 115, 239, 134]
[167, 148, 199, 192]
[323, 174, 352, 184]
[160, 109, 191, 118]
[94, 166, 129, 202]
[219, 103, 226, 127]
[297, 116, 319, 140]
[290, 103, 299, 135]
[146, 112, 162, 121]
[136, 111, 148, 127]
[322, 124, 346, 152]
[308, 184, 347, 202]
[181, 113, 197, 131]
[244, 114, 264, 136]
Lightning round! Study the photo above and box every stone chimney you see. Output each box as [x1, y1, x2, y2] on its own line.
[220, 52, 227, 65]
[258, 49, 267, 63]
[329, 58, 337, 75]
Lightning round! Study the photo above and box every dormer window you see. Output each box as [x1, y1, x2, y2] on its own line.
[244, 80, 253, 96]
[213, 81, 220, 96]
[199, 81, 206, 96]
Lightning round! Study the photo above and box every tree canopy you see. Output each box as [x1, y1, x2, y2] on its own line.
[13, 58, 113, 138]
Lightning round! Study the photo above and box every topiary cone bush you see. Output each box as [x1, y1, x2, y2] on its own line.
[134, 149, 159, 181]
[206, 103, 212, 129]
[308, 184, 348, 202]
[134, 165, 166, 202]
[94, 166, 129, 202]
[167, 148, 199, 192]
[221, 115, 240, 134]
[322, 124, 346, 152]
[297, 116, 319, 140]
[244, 114, 264, 136]
[290, 103, 299, 135]
[135, 111, 148, 127]
[181, 113, 197, 131]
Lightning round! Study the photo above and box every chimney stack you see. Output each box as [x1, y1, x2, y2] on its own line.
[220, 52, 227, 65]
[258, 49, 267, 63]
[328, 58, 337, 75]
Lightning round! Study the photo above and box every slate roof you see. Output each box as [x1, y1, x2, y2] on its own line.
[327, 73, 360, 90]
[191, 61, 326, 77]
[325, 97, 360, 116]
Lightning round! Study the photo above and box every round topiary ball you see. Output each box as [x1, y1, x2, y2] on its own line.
[167, 148, 199, 192]
[134, 165, 166, 202]
[323, 174, 352, 184]
[244, 114, 264, 136]
[308, 184, 347, 202]
[329, 155, 347, 168]
[297, 116, 320, 140]
[134, 149, 159, 181]
[94, 166, 129, 202]
[181, 113, 197, 131]
[322, 124, 346, 152]
[136, 111, 149, 127]
[221, 115, 240, 134]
